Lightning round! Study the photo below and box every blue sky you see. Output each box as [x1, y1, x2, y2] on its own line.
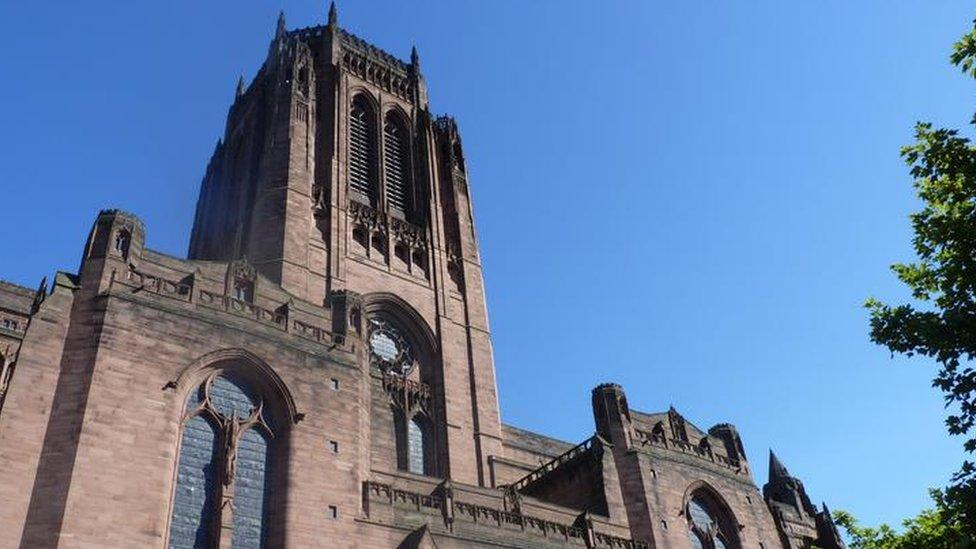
[0, 0, 971, 530]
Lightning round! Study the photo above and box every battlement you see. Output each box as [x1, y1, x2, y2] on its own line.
[107, 259, 339, 350]
[338, 28, 411, 72]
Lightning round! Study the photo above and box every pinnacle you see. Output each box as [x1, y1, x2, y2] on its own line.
[328, 1, 338, 26]
[768, 450, 790, 480]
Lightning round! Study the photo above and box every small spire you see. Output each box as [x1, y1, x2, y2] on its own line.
[328, 1, 338, 27]
[768, 450, 790, 480]
[411, 45, 420, 70]
[276, 10, 286, 38]
[30, 275, 48, 313]
[236, 75, 245, 98]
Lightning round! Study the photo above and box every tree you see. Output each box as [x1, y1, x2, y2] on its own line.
[832, 489, 971, 549]
[865, 18, 976, 536]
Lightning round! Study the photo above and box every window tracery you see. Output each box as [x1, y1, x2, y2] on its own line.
[368, 318, 415, 376]
[168, 372, 275, 549]
[685, 490, 739, 549]
[365, 305, 438, 477]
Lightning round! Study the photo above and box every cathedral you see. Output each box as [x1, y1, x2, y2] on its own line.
[0, 5, 845, 548]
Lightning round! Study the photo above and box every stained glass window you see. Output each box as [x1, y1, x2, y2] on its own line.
[369, 331, 399, 362]
[689, 498, 714, 531]
[687, 493, 738, 549]
[210, 375, 259, 420]
[168, 414, 219, 549]
[169, 372, 277, 549]
[232, 427, 271, 549]
[368, 319, 413, 375]
[407, 416, 426, 475]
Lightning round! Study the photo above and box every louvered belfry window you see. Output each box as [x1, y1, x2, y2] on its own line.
[349, 96, 377, 201]
[383, 113, 411, 214]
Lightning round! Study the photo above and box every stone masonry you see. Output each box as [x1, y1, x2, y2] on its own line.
[0, 5, 844, 548]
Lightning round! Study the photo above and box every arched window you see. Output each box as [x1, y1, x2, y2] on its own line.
[407, 415, 428, 475]
[349, 95, 378, 202]
[168, 373, 276, 549]
[367, 309, 440, 477]
[383, 112, 411, 214]
[685, 490, 739, 549]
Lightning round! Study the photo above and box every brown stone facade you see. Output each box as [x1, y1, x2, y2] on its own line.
[0, 5, 844, 549]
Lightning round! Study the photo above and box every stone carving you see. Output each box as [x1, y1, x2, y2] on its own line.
[231, 260, 256, 284]
[223, 419, 241, 486]
[382, 370, 430, 414]
[390, 216, 427, 251]
[349, 200, 387, 232]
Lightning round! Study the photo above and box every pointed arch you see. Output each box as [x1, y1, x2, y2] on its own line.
[365, 293, 444, 478]
[172, 348, 300, 427]
[361, 293, 438, 364]
[681, 481, 741, 549]
[166, 349, 298, 549]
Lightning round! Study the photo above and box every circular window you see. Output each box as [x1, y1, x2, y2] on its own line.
[368, 319, 414, 376]
[370, 331, 399, 361]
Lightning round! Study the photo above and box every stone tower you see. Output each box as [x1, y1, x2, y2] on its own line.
[187, 4, 501, 487]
